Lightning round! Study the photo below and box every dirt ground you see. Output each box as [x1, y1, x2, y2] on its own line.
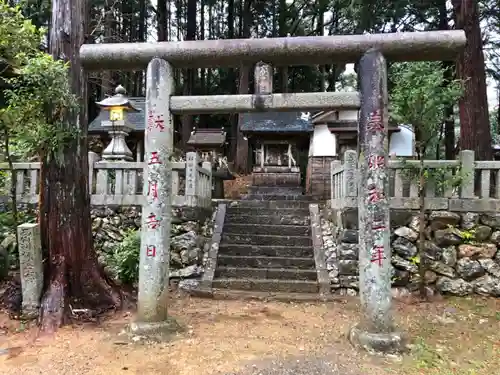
[0, 295, 498, 375]
[223, 175, 252, 199]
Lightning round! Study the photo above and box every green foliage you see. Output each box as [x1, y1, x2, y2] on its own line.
[0, 210, 35, 229]
[104, 229, 140, 285]
[0, 1, 79, 164]
[490, 110, 499, 144]
[390, 61, 468, 194]
[448, 224, 476, 244]
[409, 255, 420, 265]
[3, 55, 79, 159]
[0, 210, 36, 267]
[390, 62, 464, 300]
[0, 1, 44, 68]
[390, 61, 463, 156]
[397, 162, 471, 197]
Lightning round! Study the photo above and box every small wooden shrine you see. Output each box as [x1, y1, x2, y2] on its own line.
[187, 127, 226, 162]
[240, 62, 312, 187]
[187, 127, 231, 198]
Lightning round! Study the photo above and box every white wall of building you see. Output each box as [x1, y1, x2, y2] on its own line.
[389, 126, 414, 157]
[338, 110, 358, 121]
[309, 124, 337, 157]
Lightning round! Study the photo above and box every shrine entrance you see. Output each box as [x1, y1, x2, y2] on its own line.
[80, 30, 466, 350]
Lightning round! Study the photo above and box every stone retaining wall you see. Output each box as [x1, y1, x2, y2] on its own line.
[0, 205, 216, 282]
[93, 206, 215, 280]
[322, 207, 500, 297]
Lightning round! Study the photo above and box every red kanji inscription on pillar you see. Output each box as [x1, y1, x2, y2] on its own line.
[146, 213, 161, 229]
[148, 151, 162, 165]
[148, 180, 159, 199]
[370, 245, 385, 266]
[367, 110, 384, 132]
[367, 185, 384, 203]
[371, 222, 386, 231]
[368, 155, 385, 170]
[147, 110, 165, 132]
[146, 245, 156, 257]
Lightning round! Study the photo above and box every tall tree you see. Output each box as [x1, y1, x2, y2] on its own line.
[452, 0, 492, 160]
[439, 0, 457, 159]
[40, 0, 120, 331]
[181, 0, 197, 146]
[235, 0, 252, 172]
[278, 0, 288, 93]
[157, 0, 168, 42]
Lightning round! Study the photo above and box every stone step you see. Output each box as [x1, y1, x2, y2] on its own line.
[212, 278, 319, 293]
[215, 267, 317, 281]
[227, 200, 310, 209]
[208, 289, 336, 302]
[222, 233, 312, 247]
[248, 186, 304, 196]
[217, 255, 315, 269]
[241, 194, 313, 201]
[223, 223, 310, 236]
[218, 244, 314, 258]
[226, 207, 310, 217]
[224, 213, 309, 226]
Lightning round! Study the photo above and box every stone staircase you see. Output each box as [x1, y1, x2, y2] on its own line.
[212, 186, 320, 295]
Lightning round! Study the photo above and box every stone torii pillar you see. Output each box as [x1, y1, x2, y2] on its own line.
[349, 49, 405, 354]
[131, 58, 175, 334]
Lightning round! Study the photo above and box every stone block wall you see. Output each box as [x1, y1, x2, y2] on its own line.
[252, 172, 301, 187]
[322, 207, 500, 297]
[92, 205, 215, 280]
[0, 204, 216, 282]
[306, 156, 336, 200]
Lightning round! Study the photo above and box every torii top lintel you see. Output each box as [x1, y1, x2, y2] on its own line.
[80, 30, 466, 72]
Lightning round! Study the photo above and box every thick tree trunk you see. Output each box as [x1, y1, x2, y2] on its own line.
[157, 0, 168, 42]
[40, 0, 120, 332]
[100, 0, 114, 98]
[181, 0, 197, 146]
[278, 0, 288, 93]
[497, 89, 500, 136]
[452, 0, 492, 160]
[439, 0, 456, 160]
[228, 0, 238, 161]
[235, 0, 252, 173]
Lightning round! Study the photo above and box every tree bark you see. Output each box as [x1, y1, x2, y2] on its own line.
[157, 0, 168, 42]
[100, 0, 115, 98]
[235, 0, 252, 173]
[40, 0, 121, 332]
[439, 0, 456, 160]
[278, 0, 288, 93]
[180, 0, 197, 146]
[452, 0, 492, 160]
[228, 0, 238, 161]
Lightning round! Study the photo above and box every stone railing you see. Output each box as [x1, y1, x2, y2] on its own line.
[331, 149, 500, 212]
[0, 151, 212, 208]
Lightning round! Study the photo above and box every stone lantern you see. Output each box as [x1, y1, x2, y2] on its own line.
[95, 85, 140, 161]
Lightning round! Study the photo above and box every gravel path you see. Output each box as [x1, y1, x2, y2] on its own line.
[224, 354, 366, 375]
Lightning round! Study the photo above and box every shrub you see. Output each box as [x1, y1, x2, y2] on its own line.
[104, 229, 140, 285]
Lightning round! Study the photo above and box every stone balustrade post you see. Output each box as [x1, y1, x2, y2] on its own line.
[17, 223, 43, 319]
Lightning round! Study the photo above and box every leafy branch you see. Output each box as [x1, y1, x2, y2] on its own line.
[389, 61, 464, 299]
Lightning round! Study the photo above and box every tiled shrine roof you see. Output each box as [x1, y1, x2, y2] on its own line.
[240, 112, 313, 133]
[89, 98, 313, 135]
[187, 128, 226, 147]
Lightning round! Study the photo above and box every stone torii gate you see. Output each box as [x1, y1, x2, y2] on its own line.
[80, 31, 466, 352]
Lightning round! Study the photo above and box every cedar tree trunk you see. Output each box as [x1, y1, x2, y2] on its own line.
[39, 0, 120, 332]
[452, 0, 492, 160]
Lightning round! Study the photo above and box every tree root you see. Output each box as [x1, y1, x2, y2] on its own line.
[39, 263, 122, 333]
